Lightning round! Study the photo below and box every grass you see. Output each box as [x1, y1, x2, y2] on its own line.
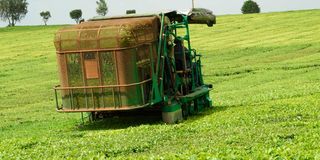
[1, 9, 320, 159]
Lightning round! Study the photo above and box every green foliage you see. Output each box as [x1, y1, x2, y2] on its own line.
[69, 9, 82, 24]
[0, 0, 28, 27]
[40, 11, 51, 26]
[126, 10, 136, 15]
[96, 0, 108, 16]
[0, 9, 320, 159]
[241, 0, 260, 14]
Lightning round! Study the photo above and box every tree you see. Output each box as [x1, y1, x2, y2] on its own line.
[40, 11, 51, 26]
[241, 0, 260, 14]
[126, 10, 136, 15]
[0, 0, 28, 27]
[96, 0, 108, 16]
[70, 9, 82, 24]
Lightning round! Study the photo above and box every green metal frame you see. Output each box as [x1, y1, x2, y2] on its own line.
[153, 13, 212, 117]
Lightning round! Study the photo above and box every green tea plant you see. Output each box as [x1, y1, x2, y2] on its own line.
[0, 9, 319, 159]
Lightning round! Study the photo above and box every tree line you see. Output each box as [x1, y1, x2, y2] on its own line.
[69, 0, 108, 24]
[0, 0, 261, 27]
[0, 0, 108, 27]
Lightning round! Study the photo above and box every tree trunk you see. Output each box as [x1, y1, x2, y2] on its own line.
[11, 16, 15, 27]
[43, 19, 48, 26]
[7, 18, 11, 27]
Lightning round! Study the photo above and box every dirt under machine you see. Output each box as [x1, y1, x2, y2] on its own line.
[53, 9, 216, 123]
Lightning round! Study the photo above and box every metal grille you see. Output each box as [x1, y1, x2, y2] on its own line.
[54, 16, 160, 53]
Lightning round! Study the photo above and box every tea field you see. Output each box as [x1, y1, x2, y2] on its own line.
[0, 9, 320, 159]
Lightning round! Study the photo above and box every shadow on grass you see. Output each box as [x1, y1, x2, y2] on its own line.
[77, 105, 235, 130]
[77, 109, 163, 131]
[183, 105, 237, 121]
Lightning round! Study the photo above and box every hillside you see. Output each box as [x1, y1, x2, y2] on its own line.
[0, 10, 320, 159]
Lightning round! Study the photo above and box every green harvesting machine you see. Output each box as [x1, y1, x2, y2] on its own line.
[53, 9, 216, 123]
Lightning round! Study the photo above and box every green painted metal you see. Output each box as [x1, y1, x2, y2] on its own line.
[178, 86, 211, 103]
[162, 102, 182, 112]
[158, 13, 166, 98]
[157, 13, 213, 122]
[149, 45, 162, 105]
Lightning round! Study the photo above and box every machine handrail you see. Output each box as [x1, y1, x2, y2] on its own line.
[56, 40, 157, 54]
[54, 79, 152, 90]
